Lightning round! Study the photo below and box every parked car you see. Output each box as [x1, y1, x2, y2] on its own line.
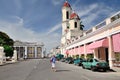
[65, 57, 74, 64]
[82, 58, 110, 72]
[60, 58, 66, 62]
[55, 54, 64, 61]
[73, 58, 85, 66]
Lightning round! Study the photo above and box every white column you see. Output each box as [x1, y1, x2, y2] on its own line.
[94, 48, 98, 59]
[35, 47, 37, 58]
[18, 46, 21, 59]
[41, 46, 44, 58]
[24, 46, 27, 59]
[108, 36, 115, 67]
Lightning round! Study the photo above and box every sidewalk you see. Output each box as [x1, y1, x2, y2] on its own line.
[0, 61, 18, 66]
[111, 67, 120, 72]
[0, 59, 29, 66]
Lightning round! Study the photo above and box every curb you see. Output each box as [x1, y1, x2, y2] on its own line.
[0, 61, 19, 66]
[111, 67, 120, 72]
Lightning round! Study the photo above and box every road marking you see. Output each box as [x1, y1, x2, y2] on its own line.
[81, 75, 91, 80]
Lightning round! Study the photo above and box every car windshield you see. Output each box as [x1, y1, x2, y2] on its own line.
[94, 59, 99, 62]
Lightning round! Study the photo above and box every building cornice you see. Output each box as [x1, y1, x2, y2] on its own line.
[66, 18, 120, 49]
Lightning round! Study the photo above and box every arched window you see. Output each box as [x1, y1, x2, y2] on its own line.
[66, 11, 69, 19]
[67, 26, 69, 29]
[67, 23, 70, 29]
[74, 22, 77, 28]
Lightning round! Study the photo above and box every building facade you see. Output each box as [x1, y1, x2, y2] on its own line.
[14, 40, 44, 59]
[61, 1, 120, 67]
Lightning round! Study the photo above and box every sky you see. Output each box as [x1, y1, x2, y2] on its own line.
[0, 0, 120, 53]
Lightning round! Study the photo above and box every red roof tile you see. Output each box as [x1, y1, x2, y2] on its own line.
[63, 1, 71, 8]
[70, 13, 80, 20]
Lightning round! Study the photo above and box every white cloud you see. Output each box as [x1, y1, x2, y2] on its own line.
[73, 3, 115, 30]
[52, 0, 64, 5]
[0, 16, 61, 52]
[73, 3, 98, 17]
[0, 18, 35, 41]
[47, 23, 61, 34]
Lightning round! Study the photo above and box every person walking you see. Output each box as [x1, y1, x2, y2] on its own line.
[50, 55, 56, 72]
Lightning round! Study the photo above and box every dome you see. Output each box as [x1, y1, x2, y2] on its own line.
[63, 1, 71, 8]
[70, 12, 80, 20]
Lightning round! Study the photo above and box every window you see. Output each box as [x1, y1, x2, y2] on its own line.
[66, 11, 69, 19]
[111, 13, 120, 22]
[67, 26, 69, 29]
[74, 22, 77, 28]
[114, 52, 120, 67]
[115, 52, 120, 62]
[89, 59, 93, 62]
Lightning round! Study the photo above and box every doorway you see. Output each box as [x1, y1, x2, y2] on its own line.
[105, 48, 109, 62]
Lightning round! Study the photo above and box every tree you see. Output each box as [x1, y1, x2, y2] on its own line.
[80, 21, 84, 30]
[0, 31, 14, 46]
[0, 31, 14, 57]
[3, 45, 13, 57]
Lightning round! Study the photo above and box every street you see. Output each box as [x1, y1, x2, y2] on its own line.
[0, 59, 120, 80]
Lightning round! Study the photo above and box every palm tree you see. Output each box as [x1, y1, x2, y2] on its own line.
[80, 21, 84, 30]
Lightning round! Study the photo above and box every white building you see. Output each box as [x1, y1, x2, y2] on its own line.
[14, 40, 45, 59]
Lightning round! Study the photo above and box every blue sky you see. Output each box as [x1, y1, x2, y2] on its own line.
[0, 0, 120, 52]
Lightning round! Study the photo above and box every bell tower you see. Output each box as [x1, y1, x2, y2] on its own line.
[61, 1, 84, 55]
[62, 0, 72, 35]
[69, 11, 81, 31]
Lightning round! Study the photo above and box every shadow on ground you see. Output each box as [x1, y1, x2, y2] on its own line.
[97, 69, 116, 73]
[56, 69, 71, 72]
[107, 69, 116, 72]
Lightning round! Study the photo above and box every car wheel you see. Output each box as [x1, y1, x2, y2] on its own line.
[82, 65, 85, 69]
[91, 66, 96, 71]
[76, 64, 79, 66]
[103, 69, 107, 72]
[79, 63, 82, 66]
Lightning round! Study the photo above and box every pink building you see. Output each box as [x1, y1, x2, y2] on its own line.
[61, 1, 120, 68]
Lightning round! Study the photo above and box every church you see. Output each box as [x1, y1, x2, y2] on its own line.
[61, 1, 84, 55]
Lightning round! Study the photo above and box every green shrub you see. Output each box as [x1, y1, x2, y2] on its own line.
[3, 45, 13, 57]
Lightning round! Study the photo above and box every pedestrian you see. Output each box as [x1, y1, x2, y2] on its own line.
[50, 55, 56, 72]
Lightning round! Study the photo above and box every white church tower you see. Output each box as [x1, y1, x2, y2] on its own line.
[62, 0, 72, 35]
[61, 1, 83, 55]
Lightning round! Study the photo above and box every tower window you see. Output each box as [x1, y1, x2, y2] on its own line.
[74, 22, 77, 28]
[67, 26, 69, 29]
[66, 11, 69, 19]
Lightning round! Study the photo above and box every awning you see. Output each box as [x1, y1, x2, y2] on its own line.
[112, 33, 120, 52]
[69, 49, 73, 55]
[74, 47, 78, 55]
[89, 38, 108, 49]
[65, 50, 69, 54]
[86, 45, 93, 54]
[80, 46, 84, 54]
[78, 46, 84, 54]
[77, 47, 81, 54]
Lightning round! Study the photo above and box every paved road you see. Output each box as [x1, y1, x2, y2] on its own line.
[0, 59, 120, 80]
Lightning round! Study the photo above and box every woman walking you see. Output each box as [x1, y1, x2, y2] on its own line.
[50, 55, 56, 72]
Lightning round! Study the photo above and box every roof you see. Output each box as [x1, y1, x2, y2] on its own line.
[63, 1, 71, 8]
[14, 40, 44, 47]
[70, 12, 80, 20]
